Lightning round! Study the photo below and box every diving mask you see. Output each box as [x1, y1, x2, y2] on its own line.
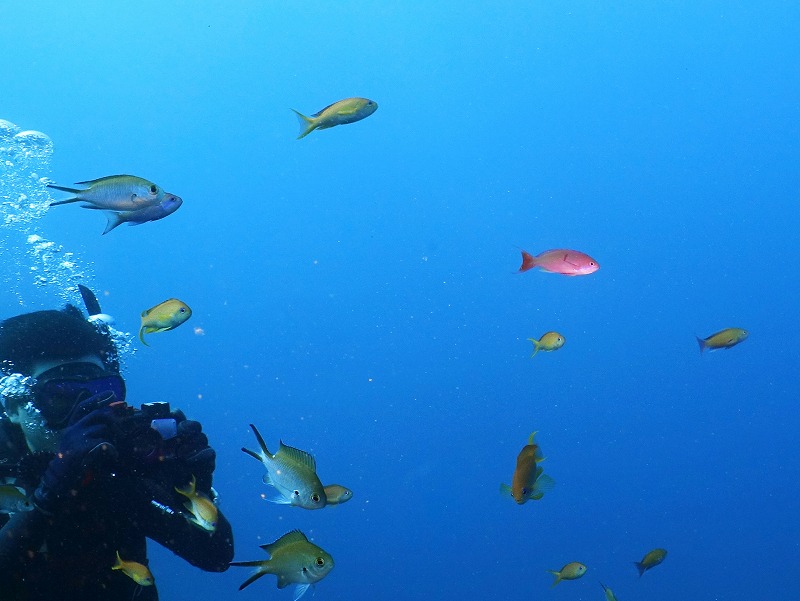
[32, 362, 126, 429]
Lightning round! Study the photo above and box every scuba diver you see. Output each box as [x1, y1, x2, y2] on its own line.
[0, 287, 233, 600]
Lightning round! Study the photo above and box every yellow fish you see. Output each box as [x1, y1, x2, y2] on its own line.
[547, 562, 587, 586]
[175, 474, 218, 532]
[527, 332, 565, 357]
[112, 551, 154, 586]
[600, 582, 618, 601]
[292, 97, 378, 139]
[230, 530, 334, 600]
[634, 547, 667, 576]
[139, 298, 192, 346]
[322, 484, 353, 505]
[696, 328, 747, 353]
[500, 432, 555, 504]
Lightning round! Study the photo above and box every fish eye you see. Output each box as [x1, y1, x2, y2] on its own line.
[179, 307, 186, 313]
[311, 493, 321, 503]
[149, 184, 158, 194]
[315, 557, 325, 567]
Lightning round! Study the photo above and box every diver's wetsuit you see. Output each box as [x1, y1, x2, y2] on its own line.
[0, 411, 234, 601]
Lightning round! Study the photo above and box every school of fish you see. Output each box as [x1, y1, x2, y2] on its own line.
[34, 95, 747, 599]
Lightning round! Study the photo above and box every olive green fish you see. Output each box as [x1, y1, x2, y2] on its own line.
[292, 97, 378, 139]
[139, 298, 192, 346]
[322, 484, 353, 505]
[634, 548, 667, 576]
[696, 328, 748, 353]
[0, 484, 33, 514]
[175, 474, 218, 532]
[528, 332, 565, 358]
[547, 562, 587, 586]
[229, 530, 334, 600]
[48, 175, 170, 211]
[500, 431, 555, 504]
[112, 551, 155, 586]
[241, 424, 327, 509]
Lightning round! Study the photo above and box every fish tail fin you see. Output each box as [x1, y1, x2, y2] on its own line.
[547, 570, 562, 587]
[499, 483, 512, 497]
[291, 109, 317, 139]
[241, 447, 262, 462]
[249, 424, 271, 457]
[527, 338, 540, 358]
[47, 184, 81, 205]
[231, 562, 272, 591]
[519, 249, 536, 272]
[102, 211, 124, 235]
[696, 336, 706, 354]
[527, 431, 538, 445]
[633, 561, 646, 576]
[112, 551, 123, 570]
[175, 474, 197, 498]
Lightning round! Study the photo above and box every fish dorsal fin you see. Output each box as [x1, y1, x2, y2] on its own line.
[277, 441, 317, 471]
[74, 175, 135, 185]
[262, 530, 309, 556]
[527, 431, 538, 445]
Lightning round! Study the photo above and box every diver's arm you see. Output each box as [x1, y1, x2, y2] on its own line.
[134, 476, 234, 571]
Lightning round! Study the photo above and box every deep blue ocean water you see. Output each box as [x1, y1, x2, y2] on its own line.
[2, 2, 799, 600]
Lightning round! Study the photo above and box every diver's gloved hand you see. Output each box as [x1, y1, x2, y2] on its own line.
[174, 418, 216, 492]
[33, 392, 122, 515]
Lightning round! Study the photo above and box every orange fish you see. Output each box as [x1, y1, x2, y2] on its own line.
[518, 249, 599, 276]
[500, 432, 555, 504]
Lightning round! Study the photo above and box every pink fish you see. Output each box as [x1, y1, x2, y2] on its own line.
[518, 249, 599, 276]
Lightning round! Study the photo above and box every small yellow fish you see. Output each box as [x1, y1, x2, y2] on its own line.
[527, 332, 565, 357]
[547, 562, 587, 586]
[500, 432, 555, 504]
[696, 328, 748, 353]
[600, 582, 618, 601]
[112, 551, 154, 586]
[175, 474, 218, 532]
[139, 298, 192, 346]
[292, 97, 378, 139]
[634, 547, 667, 576]
[230, 530, 334, 600]
[322, 484, 353, 505]
[0, 484, 33, 514]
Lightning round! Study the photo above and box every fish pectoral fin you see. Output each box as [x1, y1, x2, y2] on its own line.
[263, 490, 292, 505]
[499, 483, 512, 497]
[533, 473, 556, 495]
[293, 583, 312, 601]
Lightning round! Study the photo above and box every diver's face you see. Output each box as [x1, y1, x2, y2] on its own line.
[5, 355, 124, 451]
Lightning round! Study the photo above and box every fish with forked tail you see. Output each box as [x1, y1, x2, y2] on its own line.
[292, 97, 378, 139]
[241, 424, 327, 509]
[229, 530, 334, 600]
[102, 194, 182, 234]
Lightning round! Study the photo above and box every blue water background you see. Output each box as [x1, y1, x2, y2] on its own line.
[2, 2, 799, 599]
